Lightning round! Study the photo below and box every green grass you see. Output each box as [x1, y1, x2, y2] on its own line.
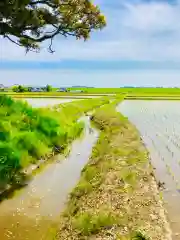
[72, 211, 118, 236]
[0, 95, 110, 190]
[3, 87, 180, 97]
[2, 87, 180, 101]
[67, 87, 180, 95]
[55, 100, 169, 240]
[132, 230, 150, 240]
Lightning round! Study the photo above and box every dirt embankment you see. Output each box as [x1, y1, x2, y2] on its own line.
[56, 104, 172, 240]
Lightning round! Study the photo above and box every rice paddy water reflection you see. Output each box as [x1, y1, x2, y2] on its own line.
[20, 98, 81, 108]
[118, 100, 180, 239]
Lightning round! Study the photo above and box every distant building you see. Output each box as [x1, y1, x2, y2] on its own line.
[0, 84, 8, 92]
[56, 88, 68, 92]
[30, 87, 43, 92]
[0, 84, 4, 90]
[69, 89, 83, 93]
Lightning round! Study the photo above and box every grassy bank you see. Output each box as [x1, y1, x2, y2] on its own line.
[55, 103, 171, 239]
[42, 97, 110, 127]
[0, 96, 110, 190]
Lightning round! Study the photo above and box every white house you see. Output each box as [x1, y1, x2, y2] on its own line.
[0, 84, 8, 92]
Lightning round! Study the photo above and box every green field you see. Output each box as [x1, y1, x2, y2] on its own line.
[2, 87, 180, 100]
[69, 87, 180, 95]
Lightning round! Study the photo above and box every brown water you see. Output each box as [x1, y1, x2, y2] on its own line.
[0, 116, 98, 240]
[118, 100, 180, 239]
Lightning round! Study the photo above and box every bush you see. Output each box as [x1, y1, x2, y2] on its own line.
[45, 84, 52, 92]
[0, 142, 21, 186]
[12, 85, 26, 92]
[0, 121, 12, 141]
[14, 132, 49, 159]
[132, 230, 150, 240]
[70, 180, 93, 198]
[67, 121, 84, 141]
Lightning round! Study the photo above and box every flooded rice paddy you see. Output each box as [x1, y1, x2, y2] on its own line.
[0, 116, 98, 239]
[2, 98, 179, 239]
[19, 96, 102, 108]
[119, 100, 180, 239]
[21, 98, 81, 108]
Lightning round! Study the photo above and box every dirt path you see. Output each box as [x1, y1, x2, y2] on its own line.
[56, 104, 172, 240]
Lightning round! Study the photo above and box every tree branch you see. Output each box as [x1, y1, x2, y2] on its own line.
[29, 0, 57, 8]
[48, 38, 55, 53]
[4, 35, 23, 47]
[0, 0, 106, 52]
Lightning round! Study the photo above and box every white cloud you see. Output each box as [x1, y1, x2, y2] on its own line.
[1, 0, 180, 62]
[122, 1, 180, 33]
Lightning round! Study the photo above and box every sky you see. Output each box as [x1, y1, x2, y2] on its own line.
[1, 0, 180, 87]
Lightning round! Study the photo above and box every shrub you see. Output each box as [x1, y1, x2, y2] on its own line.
[36, 115, 60, 137]
[67, 121, 84, 141]
[0, 121, 12, 141]
[14, 132, 49, 159]
[70, 179, 93, 198]
[132, 230, 150, 240]
[0, 142, 21, 186]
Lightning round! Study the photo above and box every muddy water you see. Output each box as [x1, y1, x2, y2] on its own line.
[118, 100, 180, 239]
[0, 116, 98, 240]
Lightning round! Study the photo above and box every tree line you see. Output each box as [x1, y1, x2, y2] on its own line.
[12, 85, 53, 92]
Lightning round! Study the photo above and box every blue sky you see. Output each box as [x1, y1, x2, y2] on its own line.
[1, 0, 180, 87]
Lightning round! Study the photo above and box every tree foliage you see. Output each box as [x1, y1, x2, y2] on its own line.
[45, 84, 52, 92]
[0, 0, 106, 52]
[12, 85, 26, 92]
